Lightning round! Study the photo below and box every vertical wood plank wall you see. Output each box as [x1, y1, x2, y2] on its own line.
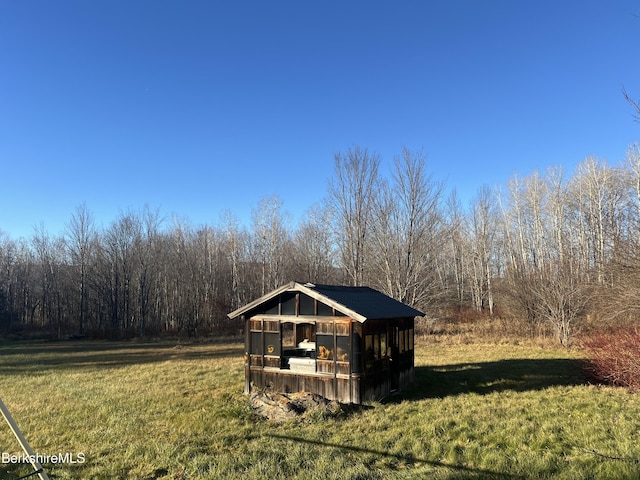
[245, 316, 415, 404]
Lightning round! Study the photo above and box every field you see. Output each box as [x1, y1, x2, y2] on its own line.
[1, 338, 640, 479]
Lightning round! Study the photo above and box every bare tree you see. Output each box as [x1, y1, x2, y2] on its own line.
[626, 144, 640, 242]
[371, 147, 445, 309]
[101, 212, 141, 337]
[497, 173, 546, 326]
[0, 233, 18, 331]
[137, 205, 163, 338]
[251, 195, 290, 295]
[444, 191, 468, 309]
[31, 224, 66, 337]
[570, 157, 629, 284]
[293, 204, 337, 284]
[528, 265, 589, 346]
[623, 86, 640, 123]
[467, 186, 499, 314]
[219, 210, 249, 309]
[546, 166, 569, 269]
[327, 146, 380, 286]
[65, 203, 95, 334]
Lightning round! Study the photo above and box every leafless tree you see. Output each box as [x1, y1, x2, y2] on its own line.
[498, 172, 551, 326]
[293, 204, 338, 284]
[371, 147, 445, 309]
[8, 140, 640, 341]
[136, 205, 163, 338]
[443, 191, 468, 309]
[626, 144, 640, 241]
[251, 195, 291, 295]
[31, 224, 66, 337]
[546, 166, 570, 269]
[467, 186, 499, 314]
[100, 212, 141, 337]
[65, 203, 95, 334]
[623, 86, 640, 123]
[528, 264, 590, 346]
[569, 157, 629, 284]
[219, 210, 249, 310]
[327, 146, 380, 286]
[0, 233, 17, 330]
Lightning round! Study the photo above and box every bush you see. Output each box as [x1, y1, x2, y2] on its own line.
[581, 327, 640, 390]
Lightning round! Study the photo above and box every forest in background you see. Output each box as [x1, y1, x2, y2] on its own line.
[1, 144, 640, 345]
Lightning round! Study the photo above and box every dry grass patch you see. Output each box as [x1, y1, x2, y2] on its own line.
[1, 338, 640, 479]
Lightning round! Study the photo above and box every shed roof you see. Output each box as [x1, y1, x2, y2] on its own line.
[227, 281, 424, 322]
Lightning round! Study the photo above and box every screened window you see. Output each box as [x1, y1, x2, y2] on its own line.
[352, 324, 363, 373]
[299, 294, 315, 315]
[365, 334, 374, 372]
[316, 334, 334, 360]
[250, 332, 262, 355]
[282, 322, 295, 349]
[264, 297, 279, 315]
[373, 334, 380, 359]
[264, 332, 280, 356]
[296, 323, 315, 344]
[336, 336, 350, 362]
[317, 302, 333, 316]
[281, 292, 297, 315]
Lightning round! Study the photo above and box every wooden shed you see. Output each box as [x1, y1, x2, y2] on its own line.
[227, 281, 424, 404]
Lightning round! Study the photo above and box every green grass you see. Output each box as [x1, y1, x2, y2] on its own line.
[1, 339, 640, 479]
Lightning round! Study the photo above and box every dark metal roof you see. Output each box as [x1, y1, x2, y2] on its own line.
[227, 281, 424, 322]
[307, 283, 424, 320]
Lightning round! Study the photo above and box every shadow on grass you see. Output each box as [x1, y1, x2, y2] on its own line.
[267, 433, 522, 479]
[0, 465, 39, 480]
[0, 339, 243, 375]
[395, 358, 587, 401]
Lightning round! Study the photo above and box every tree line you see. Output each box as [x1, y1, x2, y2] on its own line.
[1, 145, 640, 343]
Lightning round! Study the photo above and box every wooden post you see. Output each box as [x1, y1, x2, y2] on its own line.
[0, 397, 49, 480]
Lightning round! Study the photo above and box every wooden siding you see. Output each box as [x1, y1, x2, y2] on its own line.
[244, 315, 415, 404]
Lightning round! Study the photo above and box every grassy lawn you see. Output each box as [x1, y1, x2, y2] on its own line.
[1, 338, 639, 479]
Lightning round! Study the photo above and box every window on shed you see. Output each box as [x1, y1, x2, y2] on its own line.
[373, 334, 380, 359]
[365, 334, 374, 372]
[317, 302, 333, 316]
[299, 294, 315, 315]
[264, 332, 280, 356]
[380, 332, 387, 358]
[296, 323, 316, 344]
[282, 322, 295, 348]
[336, 335, 350, 362]
[264, 297, 279, 315]
[281, 292, 297, 315]
[317, 334, 334, 360]
[250, 332, 263, 355]
[352, 323, 363, 373]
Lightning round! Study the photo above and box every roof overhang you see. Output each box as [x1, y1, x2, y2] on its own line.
[227, 281, 369, 322]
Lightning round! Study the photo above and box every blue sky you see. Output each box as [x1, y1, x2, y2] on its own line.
[1, 1, 639, 239]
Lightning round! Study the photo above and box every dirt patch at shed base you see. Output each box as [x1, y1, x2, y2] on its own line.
[250, 390, 343, 422]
